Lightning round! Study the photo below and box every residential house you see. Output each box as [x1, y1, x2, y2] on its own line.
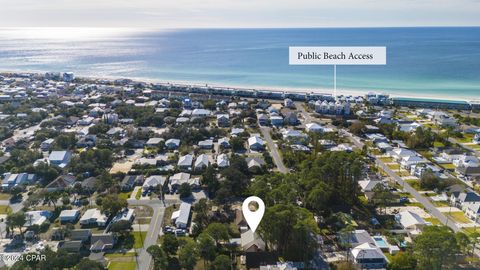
[111, 208, 135, 225]
[171, 202, 191, 229]
[281, 129, 308, 144]
[48, 150, 72, 168]
[121, 175, 144, 191]
[283, 112, 299, 125]
[245, 157, 266, 173]
[169, 172, 190, 190]
[241, 230, 266, 252]
[218, 137, 230, 149]
[80, 208, 108, 227]
[431, 112, 457, 127]
[59, 209, 80, 223]
[194, 154, 210, 171]
[145, 138, 163, 147]
[305, 123, 324, 133]
[1, 173, 35, 190]
[350, 243, 387, 269]
[45, 175, 76, 192]
[142, 175, 166, 191]
[400, 155, 425, 170]
[258, 114, 269, 126]
[398, 122, 422, 133]
[81, 176, 99, 194]
[389, 148, 418, 162]
[465, 204, 480, 223]
[41, 138, 54, 151]
[340, 229, 375, 248]
[178, 154, 194, 171]
[248, 136, 264, 151]
[217, 154, 230, 168]
[284, 98, 294, 108]
[270, 115, 284, 127]
[450, 191, 480, 210]
[217, 114, 230, 127]
[198, 139, 213, 149]
[231, 128, 245, 136]
[395, 210, 427, 235]
[358, 180, 383, 201]
[70, 229, 92, 242]
[191, 109, 211, 118]
[165, 138, 180, 150]
[90, 234, 116, 252]
[24, 210, 52, 227]
[58, 241, 83, 253]
[76, 135, 96, 148]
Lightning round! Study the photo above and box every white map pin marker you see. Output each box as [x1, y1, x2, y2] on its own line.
[242, 196, 265, 233]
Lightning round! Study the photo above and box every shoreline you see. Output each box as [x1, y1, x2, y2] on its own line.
[1, 69, 478, 102]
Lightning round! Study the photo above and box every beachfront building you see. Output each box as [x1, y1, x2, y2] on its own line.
[314, 100, 350, 115]
[391, 97, 471, 110]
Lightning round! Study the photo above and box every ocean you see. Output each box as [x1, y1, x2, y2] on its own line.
[0, 27, 479, 100]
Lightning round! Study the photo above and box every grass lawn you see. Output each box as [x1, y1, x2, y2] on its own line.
[0, 193, 11, 200]
[470, 144, 480, 150]
[424, 217, 442, 225]
[132, 231, 147, 249]
[447, 212, 472, 224]
[406, 202, 425, 209]
[388, 164, 400, 170]
[135, 217, 152, 225]
[433, 141, 445, 148]
[105, 252, 137, 258]
[0, 205, 12, 215]
[455, 134, 474, 143]
[463, 227, 480, 235]
[108, 261, 136, 270]
[163, 205, 176, 226]
[440, 163, 456, 170]
[135, 188, 142, 200]
[397, 170, 411, 177]
[379, 157, 394, 163]
[118, 191, 132, 200]
[433, 201, 450, 207]
[406, 179, 421, 191]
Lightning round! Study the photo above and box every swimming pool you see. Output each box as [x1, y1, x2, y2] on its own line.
[373, 236, 389, 249]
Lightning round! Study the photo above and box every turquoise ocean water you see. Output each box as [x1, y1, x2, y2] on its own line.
[0, 27, 479, 99]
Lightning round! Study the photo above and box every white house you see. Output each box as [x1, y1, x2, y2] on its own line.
[398, 122, 422, 133]
[351, 243, 387, 269]
[217, 154, 230, 168]
[142, 175, 166, 191]
[24, 210, 52, 227]
[178, 154, 194, 171]
[395, 210, 427, 235]
[305, 123, 324, 133]
[48, 150, 72, 168]
[194, 154, 210, 170]
[111, 208, 135, 224]
[80, 208, 108, 227]
[171, 202, 191, 229]
[59, 209, 80, 223]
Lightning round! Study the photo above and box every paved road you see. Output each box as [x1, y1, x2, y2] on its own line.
[259, 126, 288, 174]
[127, 199, 167, 270]
[341, 130, 461, 233]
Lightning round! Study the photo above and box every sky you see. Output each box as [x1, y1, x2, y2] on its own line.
[0, 0, 480, 28]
